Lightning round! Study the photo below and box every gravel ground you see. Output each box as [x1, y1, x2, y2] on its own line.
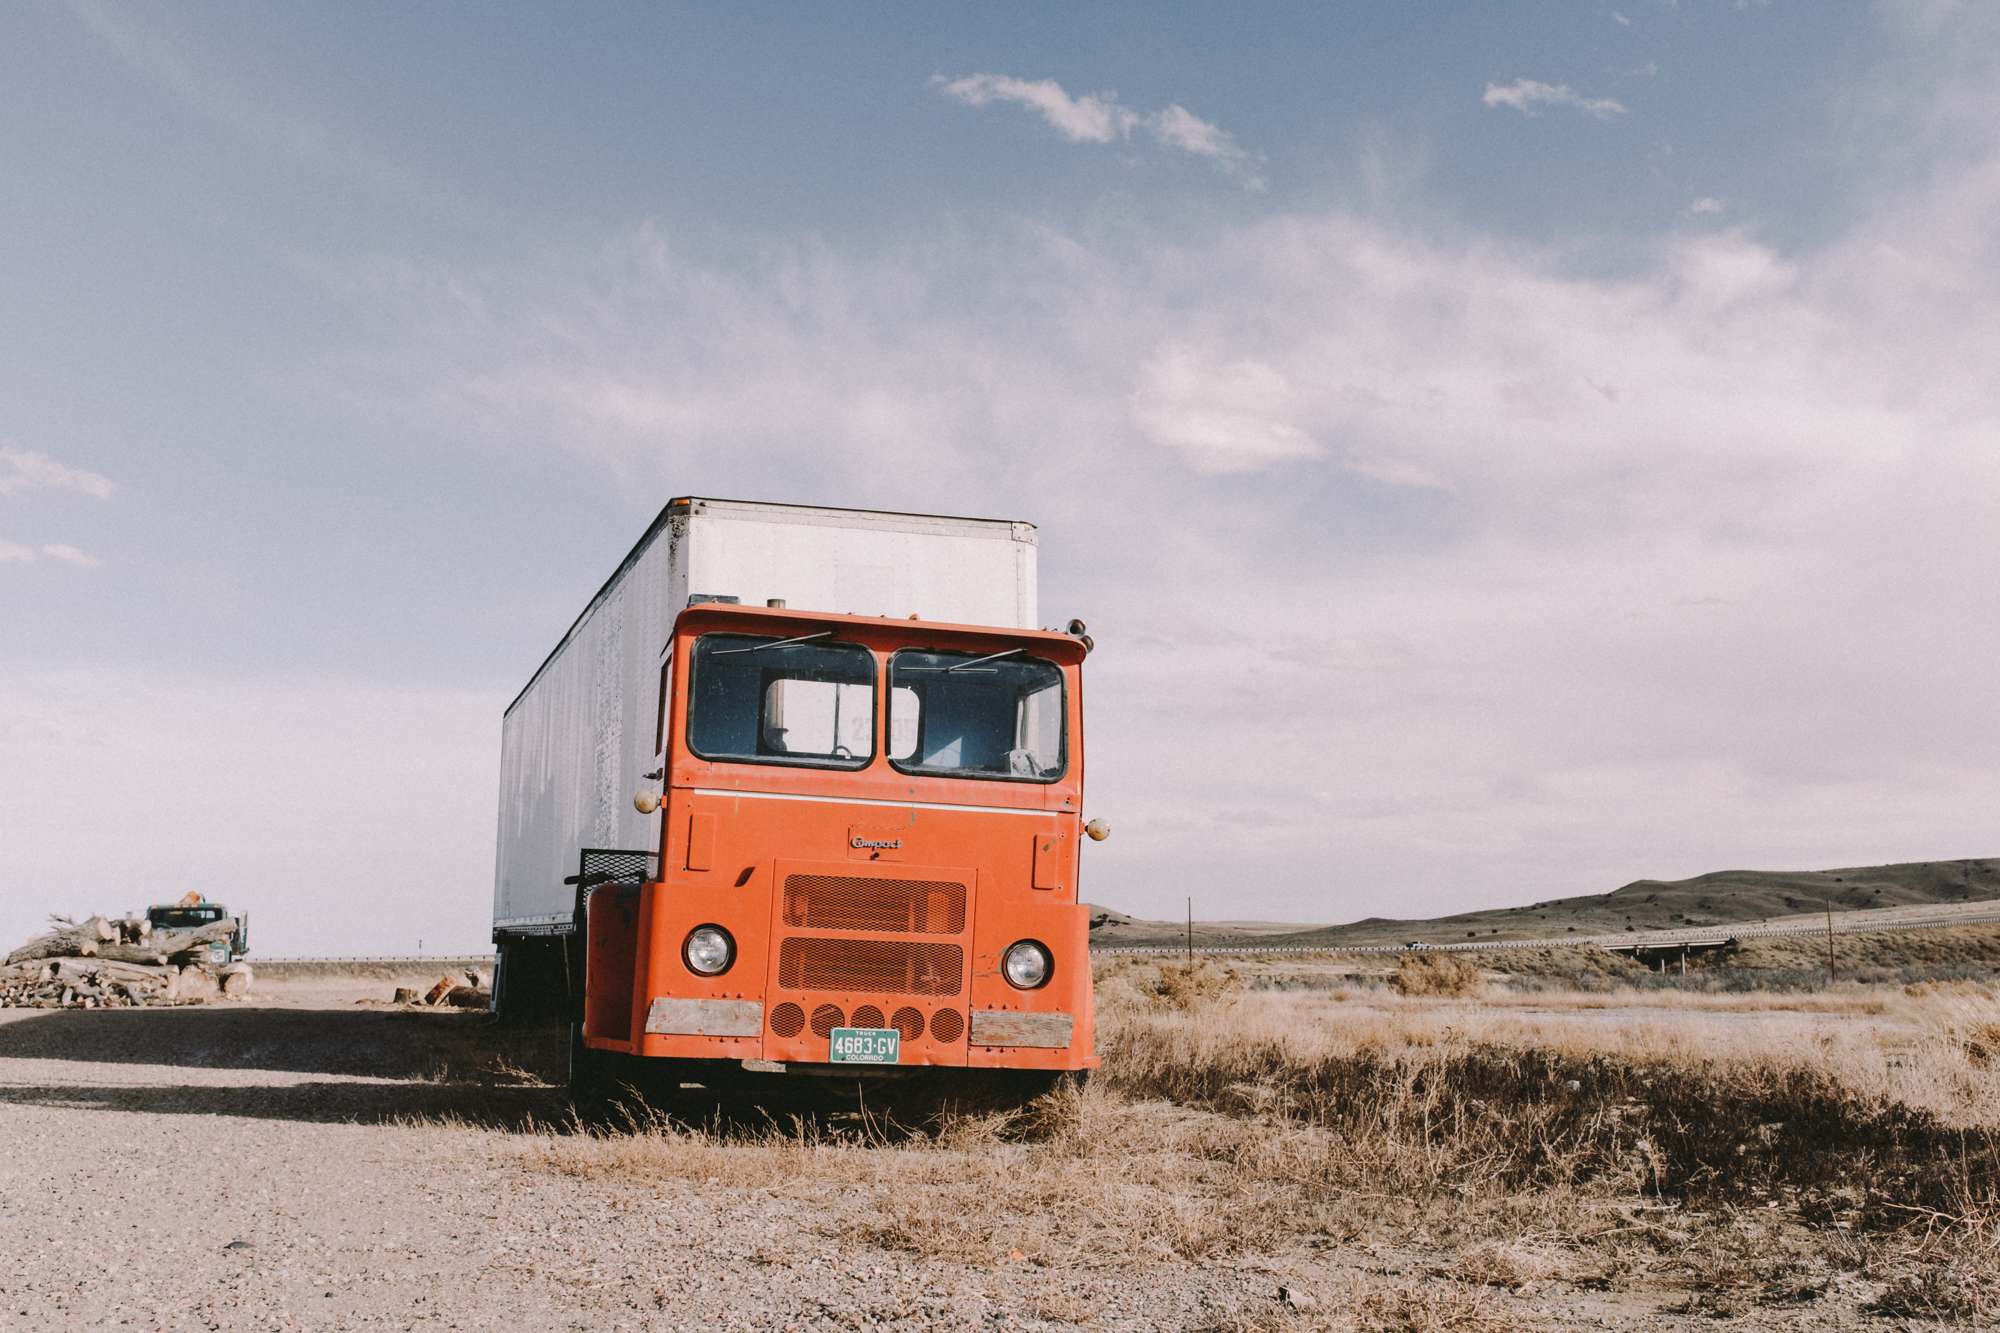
[0, 978, 1906, 1331]
[0, 982, 1356, 1331]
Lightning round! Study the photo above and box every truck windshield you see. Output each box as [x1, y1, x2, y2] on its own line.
[887, 648, 1065, 782]
[688, 633, 875, 769]
[148, 906, 225, 927]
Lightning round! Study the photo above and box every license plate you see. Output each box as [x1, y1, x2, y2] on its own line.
[829, 1027, 900, 1064]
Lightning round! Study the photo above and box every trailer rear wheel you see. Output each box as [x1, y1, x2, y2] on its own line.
[493, 934, 569, 1024]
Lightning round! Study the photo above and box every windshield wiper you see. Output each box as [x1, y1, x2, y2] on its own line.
[902, 648, 1023, 674]
[712, 631, 833, 656]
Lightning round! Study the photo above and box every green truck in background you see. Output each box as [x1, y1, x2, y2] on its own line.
[145, 894, 249, 967]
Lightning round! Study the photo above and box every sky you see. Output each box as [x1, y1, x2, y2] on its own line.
[3, 1, 1997, 955]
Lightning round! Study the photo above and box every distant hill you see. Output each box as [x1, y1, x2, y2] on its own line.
[1088, 857, 2000, 949]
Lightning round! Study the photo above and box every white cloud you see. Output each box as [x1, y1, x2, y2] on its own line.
[38, 543, 101, 567]
[933, 74, 1137, 144]
[1130, 347, 1320, 473]
[1150, 104, 1264, 188]
[934, 73, 1262, 183]
[1687, 196, 1727, 215]
[1483, 78, 1628, 119]
[0, 540, 104, 568]
[0, 445, 114, 499]
[291, 9, 2000, 925]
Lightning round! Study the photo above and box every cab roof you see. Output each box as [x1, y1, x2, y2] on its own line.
[673, 602, 1087, 662]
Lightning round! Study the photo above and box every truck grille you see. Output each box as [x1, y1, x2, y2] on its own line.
[776, 938, 963, 996]
[781, 875, 966, 935]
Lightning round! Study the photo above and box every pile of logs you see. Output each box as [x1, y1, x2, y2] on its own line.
[392, 971, 490, 1008]
[1, 914, 250, 1009]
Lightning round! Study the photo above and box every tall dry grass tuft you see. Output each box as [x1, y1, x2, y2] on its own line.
[523, 1086, 1300, 1265]
[1098, 987, 2000, 1221]
[1389, 954, 1483, 998]
[1095, 956, 1239, 1011]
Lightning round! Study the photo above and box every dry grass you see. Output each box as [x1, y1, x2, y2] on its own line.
[1347, 1281, 1521, 1333]
[529, 1085, 1302, 1266]
[1098, 956, 1239, 1011]
[513, 959, 2000, 1324]
[1388, 954, 1484, 998]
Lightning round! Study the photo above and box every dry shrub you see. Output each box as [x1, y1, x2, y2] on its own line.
[1450, 1242, 1561, 1291]
[1390, 954, 1482, 998]
[1101, 999, 2000, 1217]
[1964, 1022, 2000, 1068]
[1665, 1220, 1827, 1317]
[1120, 958, 1239, 1010]
[1904, 978, 1999, 1001]
[525, 1084, 1292, 1266]
[1348, 1279, 1521, 1332]
[1868, 1260, 1998, 1322]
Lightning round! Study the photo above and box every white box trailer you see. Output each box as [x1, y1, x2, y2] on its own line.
[493, 497, 1038, 942]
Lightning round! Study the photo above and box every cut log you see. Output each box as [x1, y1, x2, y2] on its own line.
[7, 915, 231, 965]
[156, 919, 236, 960]
[5, 914, 236, 1007]
[172, 967, 219, 1003]
[218, 963, 253, 997]
[392, 987, 419, 1004]
[423, 976, 456, 1006]
[4, 920, 108, 964]
[88, 959, 174, 983]
[92, 919, 236, 967]
[442, 985, 489, 1009]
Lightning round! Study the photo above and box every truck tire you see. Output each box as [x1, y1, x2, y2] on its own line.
[568, 1021, 617, 1126]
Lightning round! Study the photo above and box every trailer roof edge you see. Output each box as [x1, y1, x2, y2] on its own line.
[501, 497, 1034, 718]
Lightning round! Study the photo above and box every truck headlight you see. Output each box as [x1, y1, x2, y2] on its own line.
[1002, 940, 1051, 990]
[683, 925, 735, 976]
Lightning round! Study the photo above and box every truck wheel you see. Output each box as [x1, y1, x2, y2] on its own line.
[567, 1022, 617, 1126]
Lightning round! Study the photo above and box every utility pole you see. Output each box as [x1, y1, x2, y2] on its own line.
[1186, 896, 1193, 965]
[1824, 899, 1835, 987]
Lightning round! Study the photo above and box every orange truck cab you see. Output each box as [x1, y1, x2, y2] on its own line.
[572, 603, 1098, 1101]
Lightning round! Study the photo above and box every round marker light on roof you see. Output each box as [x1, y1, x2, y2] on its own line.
[1003, 940, 1051, 990]
[683, 925, 735, 977]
